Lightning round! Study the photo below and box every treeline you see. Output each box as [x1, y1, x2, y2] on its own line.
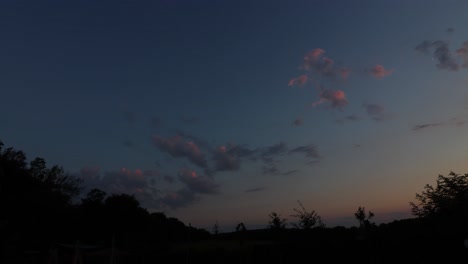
[0, 141, 209, 260]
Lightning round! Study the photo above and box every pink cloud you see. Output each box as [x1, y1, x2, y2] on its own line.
[339, 68, 351, 80]
[288, 74, 308, 87]
[305, 48, 325, 61]
[293, 118, 303, 126]
[322, 57, 334, 72]
[302, 48, 326, 70]
[370, 64, 393, 79]
[313, 89, 348, 109]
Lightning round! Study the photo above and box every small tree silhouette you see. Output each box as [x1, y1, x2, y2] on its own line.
[290, 200, 325, 229]
[354, 206, 375, 229]
[268, 212, 287, 229]
[235, 222, 247, 246]
[212, 221, 220, 235]
[235, 222, 246, 232]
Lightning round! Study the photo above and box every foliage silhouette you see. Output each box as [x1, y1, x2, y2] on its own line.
[235, 222, 247, 232]
[410, 171, 468, 219]
[354, 206, 375, 229]
[212, 221, 220, 235]
[290, 200, 325, 229]
[268, 212, 287, 230]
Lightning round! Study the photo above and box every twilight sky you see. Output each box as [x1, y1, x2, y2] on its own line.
[3, 0, 468, 232]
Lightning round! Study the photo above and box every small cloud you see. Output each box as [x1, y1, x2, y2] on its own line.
[288, 74, 308, 87]
[178, 168, 219, 194]
[433, 40, 459, 71]
[263, 164, 279, 175]
[415, 40, 459, 71]
[362, 103, 389, 121]
[336, 114, 360, 124]
[313, 89, 348, 110]
[213, 145, 240, 171]
[292, 118, 304, 126]
[446, 27, 454, 33]
[152, 135, 208, 170]
[289, 144, 321, 164]
[412, 123, 443, 131]
[302, 48, 326, 70]
[213, 143, 257, 172]
[450, 117, 468, 127]
[280, 170, 299, 176]
[339, 68, 351, 80]
[456, 41, 468, 68]
[159, 188, 197, 209]
[415, 40, 432, 54]
[260, 142, 288, 163]
[245, 187, 265, 193]
[370, 64, 393, 79]
[163, 174, 175, 183]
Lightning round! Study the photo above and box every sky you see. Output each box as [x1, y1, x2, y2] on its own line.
[3, 0, 468, 232]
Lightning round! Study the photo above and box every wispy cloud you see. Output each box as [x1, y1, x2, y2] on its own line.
[261, 142, 288, 162]
[152, 135, 208, 169]
[213, 143, 257, 172]
[288, 74, 308, 87]
[159, 188, 197, 209]
[336, 114, 360, 124]
[456, 41, 468, 68]
[370, 64, 393, 79]
[245, 187, 265, 193]
[263, 164, 279, 175]
[362, 103, 390, 121]
[292, 118, 304, 126]
[280, 170, 299, 176]
[178, 168, 219, 194]
[213, 145, 241, 171]
[415, 40, 459, 71]
[289, 144, 321, 164]
[412, 123, 443, 131]
[339, 68, 351, 80]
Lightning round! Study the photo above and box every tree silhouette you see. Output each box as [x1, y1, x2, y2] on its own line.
[81, 188, 107, 206]
[268, 212, 287, 230]
[410, 171, 468, 219]
[410, 171, 468, 237]
[212, 221, 220, 235]
[290, 200, 325, 229]
[235, 222, 246, 232]
[29, 157, 82, 205]
[354, 206, 375, 229]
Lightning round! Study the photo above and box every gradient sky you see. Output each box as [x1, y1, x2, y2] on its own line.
[3, 0, 468, 232]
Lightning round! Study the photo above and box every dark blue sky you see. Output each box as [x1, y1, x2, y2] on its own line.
[3, 0, 468, 231]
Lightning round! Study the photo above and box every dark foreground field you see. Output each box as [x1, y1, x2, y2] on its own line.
[4, 222, 468, 264]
